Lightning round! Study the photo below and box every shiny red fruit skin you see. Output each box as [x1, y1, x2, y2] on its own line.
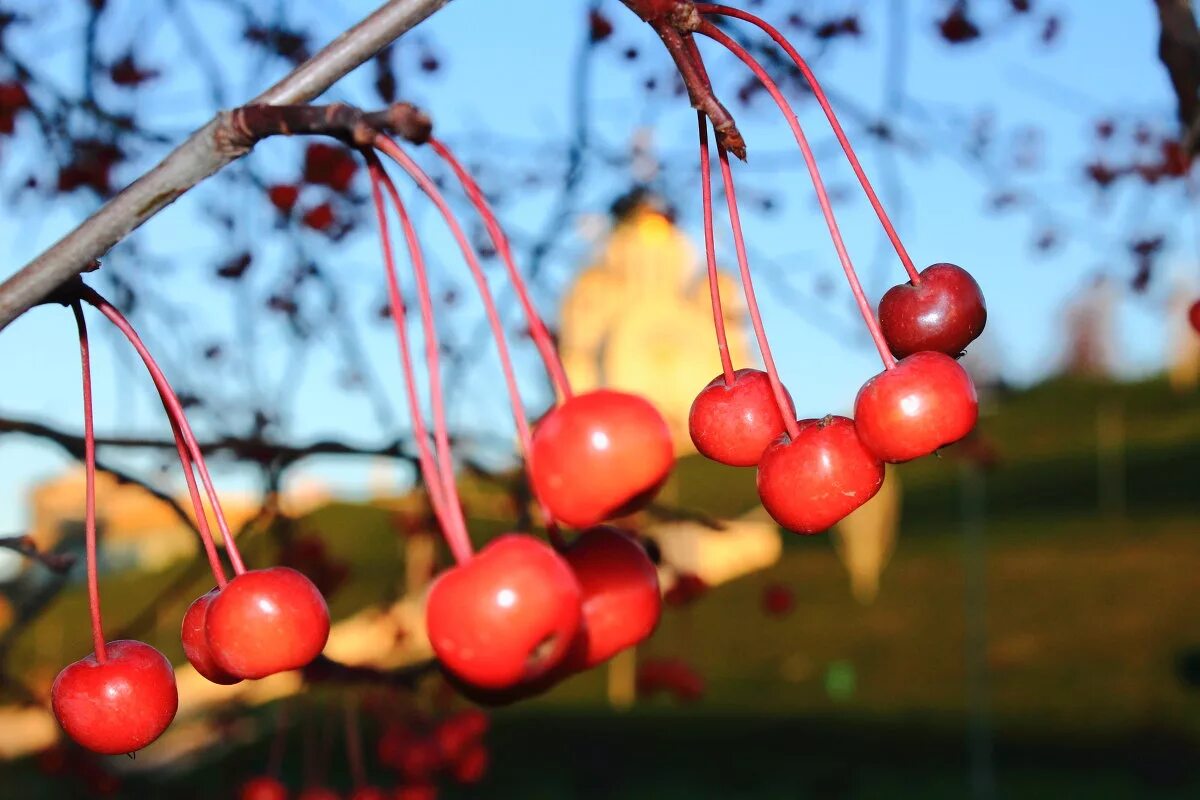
[688, 369, 794, 467]
[756, 416, 885, 535]
[878, 263, 986, 358]
[562, 527, 661, 670]
[182, 590, 242, 685]
[854, 351, 979, 463]
[529, 390, 674, 528]
[426, 534, 582, 691]
[1189, 299, 1200, 335]
[51, 640, 178, 755]
[206, 567, 330, 679]
[240, 776, 289, 800]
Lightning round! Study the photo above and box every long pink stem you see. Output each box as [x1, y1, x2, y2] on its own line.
[81, 287, 250, 571]
[365, 155, 472, 564]
[697, 113, 737, 386]
[344, 699, 367, 790]
[696, 4, 921, 284]
[170, 419, 229, 588]
[428, 138, 574, 401]
[698, 22, 898, 369]
[71, 301, 106, 663]
[376, 136, 564, 541]
[715, 144, 801, 438]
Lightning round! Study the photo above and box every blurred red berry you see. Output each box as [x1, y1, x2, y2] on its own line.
[451, 744, 489, 785]
[301, 202, 336, 232]
[304, 143, 358, 192]
[761, 583, 795, 617]
[663, 573, 707, 606]
[268, 183, 300, 214]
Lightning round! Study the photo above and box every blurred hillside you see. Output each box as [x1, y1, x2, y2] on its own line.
[2, 374, 1199, 798]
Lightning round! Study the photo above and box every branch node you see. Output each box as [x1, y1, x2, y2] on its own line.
[216, 101, 434, 155]
[667, 3, 702, 33]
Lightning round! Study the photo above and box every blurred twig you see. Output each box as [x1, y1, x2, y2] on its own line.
[0, 535, 76, 573]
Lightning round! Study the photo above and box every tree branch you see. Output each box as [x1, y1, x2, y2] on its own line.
[1153, 0, 1200, 151]
[218, 101, 433, 154]
[0, 0, 455, 333]
[620, 0, 745, 158]
[0, 535, 76, 573]
[0, 415, 200, 534]
[0, 414, 420, 468]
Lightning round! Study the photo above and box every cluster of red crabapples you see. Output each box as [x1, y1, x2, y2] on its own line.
[46, 3, 998, 756]
[675, 5, 986, 533]
[363, 133, 668, 701]
[51, 287, 330, 756]
[237, 703, 489, 800]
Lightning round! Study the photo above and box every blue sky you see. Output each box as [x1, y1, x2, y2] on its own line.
[0, 1, 1196, 549]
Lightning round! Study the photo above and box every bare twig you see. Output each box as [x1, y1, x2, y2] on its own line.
[218, 101, 432, 154]
[619, 0, 746, 158]
[0, 415, 200, 533]
[0, 535, 76, 573]
[1152, 0, 1200, 152]
[0, 414, 421, 468]
[0, 0, 454, 333]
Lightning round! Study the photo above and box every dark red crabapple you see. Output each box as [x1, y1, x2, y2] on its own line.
[1189, 298, 1200, 335]
[378, 726, 443, 780]
[51, 639, 178, 755]
[688, 368, 794, 467]
[635, 658, 705, 702]
[452, 743, 489, 785]
[181, 589, 241, 685]
[426, 534, 582, 691]
[756, 415, 885, 534]
[240, 776, 289, 800]
[761, 583, 795, 617]
[854, 351, 979, 463]
[529, 389, 673, 528]
[561, 527, 661, 670]
[878, 263, 986, 358]
[434, 709, 490, 762]
[205, 567, 330, 680]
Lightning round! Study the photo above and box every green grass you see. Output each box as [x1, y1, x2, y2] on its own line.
[4, 375, 1200, 797]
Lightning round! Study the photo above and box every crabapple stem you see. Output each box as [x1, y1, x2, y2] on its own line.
[696, 4, 922, 284]
[267, 700, 290, 777]
[428, 138, 575, 402]
[344, 698, 367, 789]
[697, 112, 737, 386]
[80, 287, 251, 571]
[365, 156, 451, 530]
[169, 420, 229, 589]
[697, 22, 898, 370]
[375, 135, 563, 541]
[365, 155, 473, 565]
[714, 143, 802, 440]
[71, 300, 106, 663]
[686, 36, 797, 426]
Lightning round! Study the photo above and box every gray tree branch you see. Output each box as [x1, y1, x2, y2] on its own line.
[1153, 0, 1200, 150]
[0, 0, 454, 333]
